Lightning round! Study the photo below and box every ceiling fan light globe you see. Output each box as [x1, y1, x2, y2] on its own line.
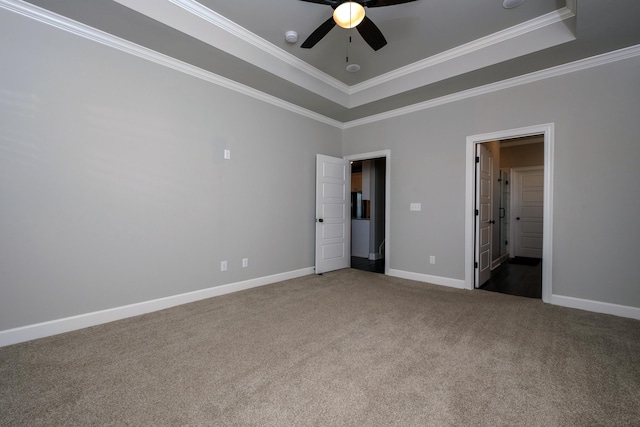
[333, 2, 365, 29]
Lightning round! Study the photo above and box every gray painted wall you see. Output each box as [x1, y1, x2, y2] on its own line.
[2, 7, 640, 335]
[0, 10, 341, 330]
[343, 56, 640, 308]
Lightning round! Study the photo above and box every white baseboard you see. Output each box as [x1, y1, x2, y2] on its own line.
[551, 294, 640, 320]
[0, 267, 314, 347]
[388, 269, 466, 289]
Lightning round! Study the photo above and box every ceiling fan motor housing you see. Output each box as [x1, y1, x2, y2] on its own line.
[299, 0, 417, 51]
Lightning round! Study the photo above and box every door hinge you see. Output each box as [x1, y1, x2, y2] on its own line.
[475, 156, 480, 163]
[474, 262, 478, 269]
[475, 209, 479, 216]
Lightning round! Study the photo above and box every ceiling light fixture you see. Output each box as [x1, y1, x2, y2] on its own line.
[333, 2, 365, 29]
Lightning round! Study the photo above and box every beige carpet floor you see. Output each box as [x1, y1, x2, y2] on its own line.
[1, 269, 639, 426]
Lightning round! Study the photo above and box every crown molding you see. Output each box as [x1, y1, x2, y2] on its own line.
[8, 0, 581, 110]
[347, 6, 577, 107]
[343, 44, 640, 128]
[4, 0, 638, 130]
[115, 0, 579, 108]
[113, 0, 350, 106]
[168, 0, 351, 95]
[349, 6, 576, 95]
[0, 0, 343, 128]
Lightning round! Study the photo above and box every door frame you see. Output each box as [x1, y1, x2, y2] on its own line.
[344, 150, 391, 275]
[465, 124, 554, 302]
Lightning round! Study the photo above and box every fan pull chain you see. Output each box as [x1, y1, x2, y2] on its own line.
[346, 32, 352, 63]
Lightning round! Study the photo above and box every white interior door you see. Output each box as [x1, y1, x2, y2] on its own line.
[315, 155, 350, 274]
[475, 144, 493, 288]
[513, 168, 544, 258]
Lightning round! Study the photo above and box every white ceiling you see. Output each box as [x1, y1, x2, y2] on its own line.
[16, 0, 640, 122]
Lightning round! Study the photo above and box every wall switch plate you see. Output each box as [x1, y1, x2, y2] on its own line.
[224, 149, 231, 160]
[410, 203, 422, 211]
[220, 261, 227, 271]
[430, 256, 436, 264]
[242, 258, 248, 268]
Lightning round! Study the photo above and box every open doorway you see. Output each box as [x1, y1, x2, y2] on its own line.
[465, 124, 554, 303]
[344, 151, 390, 275]
[476, 136, 544, 298]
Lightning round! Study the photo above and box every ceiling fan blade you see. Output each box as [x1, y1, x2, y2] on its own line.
[356, 16, 387, 51]
[301, 16, 337, 49]
[365, 0, 419, 7]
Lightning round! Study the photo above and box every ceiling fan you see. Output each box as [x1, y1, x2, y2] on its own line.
[299, 0, 419, 51]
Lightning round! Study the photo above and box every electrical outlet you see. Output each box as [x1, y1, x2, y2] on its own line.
[220, 260, 227, 271]
[242, 258, 249, 268]
[429, 256, 436, 264]
[223, 149, 231, 160]
[410, 203, 422, 211]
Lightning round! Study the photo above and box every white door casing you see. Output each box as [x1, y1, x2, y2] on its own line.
[475, 144, 493, 288]
[315, 154, 350, 274]
[465, 123, 553, 303]
[512, 167, 544, 259]
[344, 150, 391, 276]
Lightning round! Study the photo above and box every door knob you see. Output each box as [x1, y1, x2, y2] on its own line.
[489, 220, 496, 224]
[317, 218, 324, 223]
[516, 217, 520, 220]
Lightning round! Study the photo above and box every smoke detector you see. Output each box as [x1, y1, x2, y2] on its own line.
[503, 0, 526, 8]
[285, 31, 298, 43]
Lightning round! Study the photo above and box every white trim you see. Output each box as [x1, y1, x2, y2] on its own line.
[0, 0, 343, 129]
[351, 8, 574, 94]
[168, 0, 349, 92]
[165, 0, 350, 102]
[551, 295, 640, 321]
[120, 0, 576, 108]
[344, 150, 391, 275]
[465, 124, 554, 303]
[3, 0, 639, 128]
[388, 269, 466, 290]
[344, 44, 640, 129]
[347, 7, 576, 108]
[0, 268, 314, 347]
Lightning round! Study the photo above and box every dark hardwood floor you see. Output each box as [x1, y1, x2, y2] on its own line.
[350, 256, 540, 298]
[480, 259, 542, 299]
[351, 256, 385, 274]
